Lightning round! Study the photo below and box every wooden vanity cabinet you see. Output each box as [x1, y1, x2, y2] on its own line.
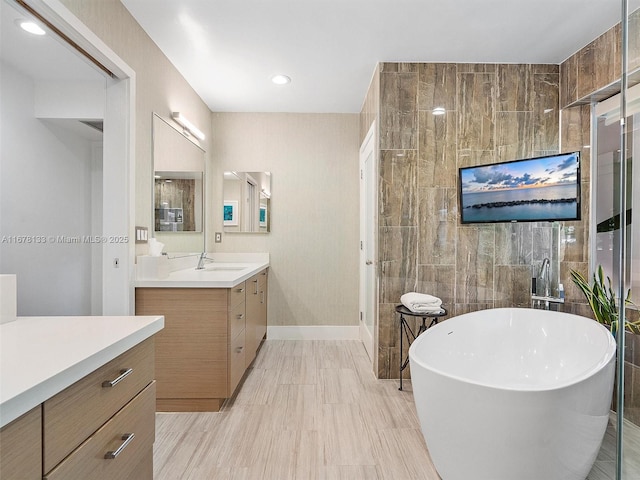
[135, 268, 268, 412]
[0, 407, 41, 480]
[42, 338, 156, 480]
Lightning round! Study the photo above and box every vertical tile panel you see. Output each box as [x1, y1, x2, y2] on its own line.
[495, 111, 533, 161]
[494, 223, 533, 266]
[497, 64, 533, 112]
[533, 73, 560, 152]
[379, 150, 417, 227]
[494, 265, 532, 308]
[458, 72, 495, 151]
[380, 72, 418, 150]
[359, 64, 380, 145]
[417, 110, 457, 188]
[560, 53, 578, 108]
[379, 226, 417, 304]
[629, 10, 640, 72]
[594, 25, 622, 92]
[416, 265, 455, 307]
[577, 41, 596, 101]
[455, 226, 495, 304]
[418, 187, 457, 265]
[418, 63, 457, 111]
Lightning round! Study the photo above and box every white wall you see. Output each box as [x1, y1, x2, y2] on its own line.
[211, 113, 360, 327]
[0, 63, 101, 315]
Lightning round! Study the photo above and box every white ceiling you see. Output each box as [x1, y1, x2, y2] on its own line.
[121, 0, 626, 113]
[1, 0, 105, 82]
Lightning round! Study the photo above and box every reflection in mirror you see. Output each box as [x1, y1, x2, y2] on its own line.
[155, 171, 203, 232]
[223, 171, 271, 233]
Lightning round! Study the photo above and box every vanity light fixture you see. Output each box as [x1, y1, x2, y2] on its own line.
[432, 107, 446, 115]
[16, 19, 46, 35]
[171, 112, 205, 141]
[271, 74, 291, 85]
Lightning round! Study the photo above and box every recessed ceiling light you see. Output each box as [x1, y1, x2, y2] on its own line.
[16, 20, 46, 36]
[271, 74, 291, 85]
[432, 107, 446, 115]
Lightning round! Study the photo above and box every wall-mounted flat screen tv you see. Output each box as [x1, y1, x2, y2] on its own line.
[459, 151, 581, 224]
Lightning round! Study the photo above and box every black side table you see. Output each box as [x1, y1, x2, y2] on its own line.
[396, 304, 447, 390]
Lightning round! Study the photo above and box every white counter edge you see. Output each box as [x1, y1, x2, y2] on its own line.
[0, 316, 164, 428]
[133, 261, 269, 288]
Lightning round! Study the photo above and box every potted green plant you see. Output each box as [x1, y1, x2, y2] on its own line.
[570, 265, 640, 335]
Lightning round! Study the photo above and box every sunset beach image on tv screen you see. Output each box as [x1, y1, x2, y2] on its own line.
[459, 152, 581, 224]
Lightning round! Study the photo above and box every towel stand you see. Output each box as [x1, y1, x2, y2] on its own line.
[395, 304, 448, 390]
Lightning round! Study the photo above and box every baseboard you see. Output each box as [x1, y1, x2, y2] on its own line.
[266, 325, 360, 340]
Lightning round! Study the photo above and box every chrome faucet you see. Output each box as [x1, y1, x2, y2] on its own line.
[539, 258, 551, 297]
[196, 252, 209, 270]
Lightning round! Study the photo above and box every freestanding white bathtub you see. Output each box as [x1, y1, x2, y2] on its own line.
[408, 307, 616, 480]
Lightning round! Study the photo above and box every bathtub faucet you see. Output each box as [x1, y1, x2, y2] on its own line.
[539, 258, 550, 297]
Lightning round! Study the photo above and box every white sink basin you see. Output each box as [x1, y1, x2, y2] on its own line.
[205, 265, 246, 271]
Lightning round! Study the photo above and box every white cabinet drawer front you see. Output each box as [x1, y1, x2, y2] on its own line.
[43, 338, 154, 472]
[44, 381, 156, 480]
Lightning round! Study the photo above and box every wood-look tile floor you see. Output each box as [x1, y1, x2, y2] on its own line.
[153, 340, 441, 479]
[153, 339, 637, 480]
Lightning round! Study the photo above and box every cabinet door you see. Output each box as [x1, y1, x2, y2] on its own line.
[135, 288, 228, 400]
[0, 407, 41, 480]
[256, 270, 268, 344]
[245, 272, 261, 366]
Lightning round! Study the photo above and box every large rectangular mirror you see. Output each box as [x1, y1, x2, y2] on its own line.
[223, 171, 271, 233]
[153, 113, 205, 237]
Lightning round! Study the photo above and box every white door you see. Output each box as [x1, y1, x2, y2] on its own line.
[359, 122, 377, 361]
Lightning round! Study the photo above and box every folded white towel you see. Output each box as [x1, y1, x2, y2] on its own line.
[401, 292, 443, 313]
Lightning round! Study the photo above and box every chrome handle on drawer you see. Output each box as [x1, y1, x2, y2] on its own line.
[104, 433, 135, 459]
[236, 313, 244, 320]
[236, 287, 244, 293]
[102, 368, 133, 388]
[235, 346, 244, 353]
[261, 290, 265, 304]
[254, 279, 258, 294]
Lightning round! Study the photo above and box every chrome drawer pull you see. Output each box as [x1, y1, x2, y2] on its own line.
[236, 314, 244, 320]
[236, 288, 244, 293]
[105, 433, 135, 459]
[102, 368, 133, 388]
[235, 346, 244, 353]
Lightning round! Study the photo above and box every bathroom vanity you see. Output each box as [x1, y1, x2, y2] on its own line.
[0, 315, 164, 480]
[134, 254, 269, 412]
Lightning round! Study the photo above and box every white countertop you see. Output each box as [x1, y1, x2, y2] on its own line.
[0, 315, 164, 428]
[134, 258, 269, 288]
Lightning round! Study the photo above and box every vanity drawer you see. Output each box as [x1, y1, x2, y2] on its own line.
[43, 338, 155, 473]
[229, 328, 246, 394]
[229, 281, 246, 308]
[229, 301, 246, 340]
[44, 381, 156, 480]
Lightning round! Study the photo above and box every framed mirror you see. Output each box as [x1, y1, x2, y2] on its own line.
[153, 113, 205, 237]
[223, 171, 271, 233]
